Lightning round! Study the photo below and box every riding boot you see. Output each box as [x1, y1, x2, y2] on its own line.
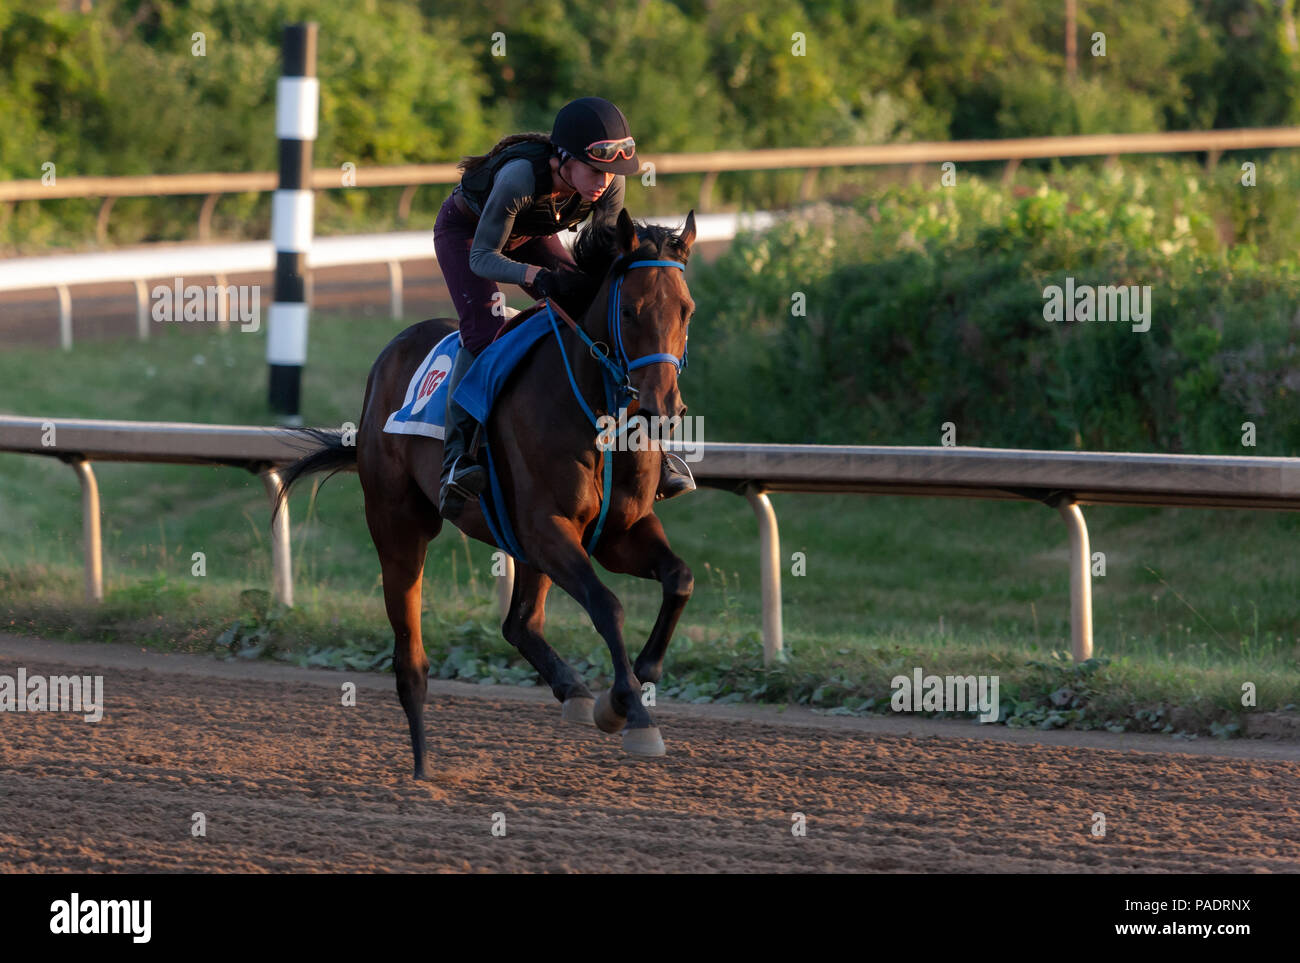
[655, 451, 697, 501]
[438, 345, 487, 520]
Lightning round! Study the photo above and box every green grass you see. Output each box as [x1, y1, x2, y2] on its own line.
[1, 316, 1297, 737]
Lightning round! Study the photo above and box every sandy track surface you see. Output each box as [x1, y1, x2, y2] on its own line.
[1, 635, 1297, 873]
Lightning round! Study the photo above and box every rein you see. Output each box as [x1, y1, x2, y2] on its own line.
[545, 257, 686, 553]
[549, 258, 686, 403]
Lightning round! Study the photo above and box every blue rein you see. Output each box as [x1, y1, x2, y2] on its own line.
[549, 257, 687, 554]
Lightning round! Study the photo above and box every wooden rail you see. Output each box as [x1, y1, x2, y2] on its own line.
[4, 126, 1296, 241]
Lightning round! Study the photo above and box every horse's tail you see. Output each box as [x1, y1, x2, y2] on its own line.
[272, 427, 358, 523]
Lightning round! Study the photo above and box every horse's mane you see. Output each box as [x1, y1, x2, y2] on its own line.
[561, 218, 690, 317]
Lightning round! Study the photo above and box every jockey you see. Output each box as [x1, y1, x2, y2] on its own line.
[434, 96, 695, 521]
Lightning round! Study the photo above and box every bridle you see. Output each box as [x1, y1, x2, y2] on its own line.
[548, 257, 687, 404]
[606, 259, 688, 383]
[538, 255, 689, 554]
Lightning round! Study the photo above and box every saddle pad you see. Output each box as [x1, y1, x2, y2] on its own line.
[453, 308, 555, 424]
[454, 305, 561, 564]
[381, 330, 461, 439]
[381, 307, 556, 562]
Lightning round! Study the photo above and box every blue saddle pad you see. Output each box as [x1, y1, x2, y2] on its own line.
[382, 330, 460, 439]
[453, 309, 555, 424]
[452, 306, 560, 564]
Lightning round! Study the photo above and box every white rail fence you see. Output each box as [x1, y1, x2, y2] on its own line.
[0, 213, 775, 348]
[4, 415, 1299, 663]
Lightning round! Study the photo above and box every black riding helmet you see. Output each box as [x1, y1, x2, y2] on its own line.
[550, 97, 640, 176]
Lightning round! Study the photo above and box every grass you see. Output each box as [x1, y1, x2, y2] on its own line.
[1, 315, 1297, 738]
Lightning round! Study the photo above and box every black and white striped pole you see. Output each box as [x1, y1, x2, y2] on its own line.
[267, 22, 318, 425]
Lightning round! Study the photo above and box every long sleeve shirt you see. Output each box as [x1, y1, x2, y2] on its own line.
[466, 158, 626, 285]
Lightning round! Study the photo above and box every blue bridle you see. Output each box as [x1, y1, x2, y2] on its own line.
[558, 258, 688, 405]
[540, 257, 688, 554]
[607, 259, 688, 380]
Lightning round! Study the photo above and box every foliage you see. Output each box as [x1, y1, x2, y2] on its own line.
[4, 0, 1300, 247]
[689, 159, 1300, 454]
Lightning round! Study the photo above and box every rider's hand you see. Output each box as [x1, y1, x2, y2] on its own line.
[533, 268, 584, 301]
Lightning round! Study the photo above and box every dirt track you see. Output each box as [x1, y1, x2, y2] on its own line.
[2, 634, 1298, 873]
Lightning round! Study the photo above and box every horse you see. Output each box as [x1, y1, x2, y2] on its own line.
[276, 208, 698, 779]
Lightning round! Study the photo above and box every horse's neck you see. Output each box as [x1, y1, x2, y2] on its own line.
[578, 276, 614, 347]
[563, 278, 614, 402]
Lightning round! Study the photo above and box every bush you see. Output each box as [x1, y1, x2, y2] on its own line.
[688, 163, 1300, 454]
[6, 0, 1300, 250]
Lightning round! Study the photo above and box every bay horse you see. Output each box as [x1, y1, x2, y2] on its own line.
[276, 209, 697, 778]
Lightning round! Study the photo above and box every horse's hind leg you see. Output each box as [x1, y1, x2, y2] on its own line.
[595, 514, 693, 686]
[501, 563, 595, 724]
[364, 483, 438, 779]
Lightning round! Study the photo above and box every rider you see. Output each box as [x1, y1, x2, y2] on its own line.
[434, 96, 695, 521]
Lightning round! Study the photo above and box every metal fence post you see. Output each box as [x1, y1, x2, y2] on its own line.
[1057, 498, 1094, 662]
[134, 279, 150, 340]
[68, 458, 103, 603]
[387, 260, 403, 320]
[198, 192, 222, 240]
[743, 484, 784, 663]
[261, 468, 294, 607]
[57, 284, 72, 350]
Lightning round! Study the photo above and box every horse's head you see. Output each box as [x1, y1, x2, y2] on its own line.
[603, 208, 697, 423]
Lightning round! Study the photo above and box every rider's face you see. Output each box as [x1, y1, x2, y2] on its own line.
[563, 158, 615, 202]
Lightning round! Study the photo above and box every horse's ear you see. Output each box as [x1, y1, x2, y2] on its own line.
[616, 208, 637, 255]
[679, 210, 696, 252]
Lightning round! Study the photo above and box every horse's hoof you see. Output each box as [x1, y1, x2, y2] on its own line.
[593, 691, 627, 734]
[561, 697, 595, 726]
[623, 726, 666, 757]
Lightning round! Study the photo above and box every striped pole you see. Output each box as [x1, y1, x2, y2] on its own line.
[267, 22, 318, 425]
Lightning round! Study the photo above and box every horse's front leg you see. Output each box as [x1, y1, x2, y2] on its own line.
[527, 524, 664, 756]
[501, 562, 596, 724]
[594, 513, 693, 686]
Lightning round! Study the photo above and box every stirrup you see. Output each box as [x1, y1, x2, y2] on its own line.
[656, 452, 696, 501]
[439, 456, 486, 519]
